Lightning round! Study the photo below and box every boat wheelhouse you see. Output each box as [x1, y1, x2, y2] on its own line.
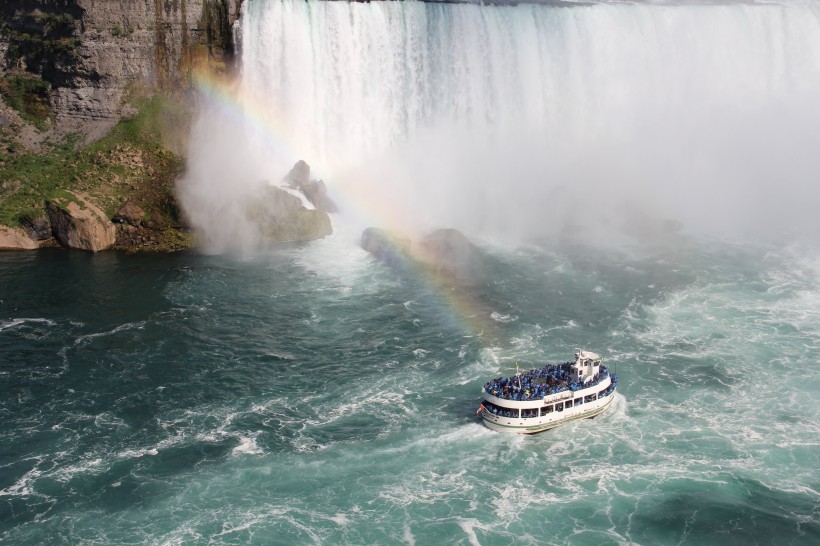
[478, 349, 618, 434]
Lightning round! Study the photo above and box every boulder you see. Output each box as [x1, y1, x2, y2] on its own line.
[112, 201, 145, 226]
[249, 185, 332, 243]
[284, 160, 311, 187]
[260, 208, 332, 243]
[418, 229, 481, 283]
[360, 228, 412, 270]
[0, 226, 39, 250]
[45, 191, 116, 252]
[361, 227, 481, 284]
[283, 160, 339, 213]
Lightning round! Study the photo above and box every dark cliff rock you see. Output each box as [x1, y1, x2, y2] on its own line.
[1, 0, 243, 126]
[21, 215, 51, 240]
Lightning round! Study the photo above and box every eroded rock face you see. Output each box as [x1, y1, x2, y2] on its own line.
[0, 226, 39, 250]
[45, 191, 116, 251]
[0, 0, 243, 124]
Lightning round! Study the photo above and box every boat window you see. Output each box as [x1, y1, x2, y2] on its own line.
[555, 402, 564, 412]
[541, 405, 553, 414]
[575, 398, 583, 406]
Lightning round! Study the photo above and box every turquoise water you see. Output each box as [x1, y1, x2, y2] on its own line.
[2, 230, 818, 544]
[4, 0, 820, 542]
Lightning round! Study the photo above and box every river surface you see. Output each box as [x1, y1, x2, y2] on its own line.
[1, 226, 818, 544]
[4, 0, 820, 543]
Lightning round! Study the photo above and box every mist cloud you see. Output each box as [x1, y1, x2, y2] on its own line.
[181, 0, 820, 253]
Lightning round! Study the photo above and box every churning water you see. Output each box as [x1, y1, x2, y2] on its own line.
[2, 231, 819, 544]
[4, 0, 820, 544]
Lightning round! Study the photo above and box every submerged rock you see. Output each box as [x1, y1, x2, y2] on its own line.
[0, 226, 39, 250]
[45, 191, 116, 252]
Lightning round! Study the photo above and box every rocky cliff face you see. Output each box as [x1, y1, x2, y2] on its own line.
[1, 0, 241, 129]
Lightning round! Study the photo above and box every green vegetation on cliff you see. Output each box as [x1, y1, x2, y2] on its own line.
[0, 97, 189, 249]
[0, 74, 52, 130]
[3, 10, 81, 79]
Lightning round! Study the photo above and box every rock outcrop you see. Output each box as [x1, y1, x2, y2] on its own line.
[1, 0, 242, 126]
[361, 227, 481, 284]
[283, 160, 339, 213]
[0, 225, 38, 250]
[250, 185, 332, 243]
[45, 190, 116, 251]
[361, 228, 412, 270]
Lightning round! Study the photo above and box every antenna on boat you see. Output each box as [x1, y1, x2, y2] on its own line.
[515, 361, 521, 389]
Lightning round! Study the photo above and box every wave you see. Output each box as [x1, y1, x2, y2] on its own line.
[0, 318, 56, 332]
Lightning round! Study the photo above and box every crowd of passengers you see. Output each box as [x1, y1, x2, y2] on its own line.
[483, 362, 609, 401]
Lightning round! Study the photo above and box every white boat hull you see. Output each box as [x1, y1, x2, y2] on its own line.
[480, 392, 615, 434]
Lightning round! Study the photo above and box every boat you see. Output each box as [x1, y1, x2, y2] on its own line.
[477, 349, 618, 434]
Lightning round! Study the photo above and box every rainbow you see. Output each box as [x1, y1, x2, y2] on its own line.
[191, 68, 501, 343]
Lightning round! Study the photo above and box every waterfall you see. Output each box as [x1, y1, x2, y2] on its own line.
[183, 0, 820, 250]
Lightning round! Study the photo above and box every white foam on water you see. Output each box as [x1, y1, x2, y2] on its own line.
[329, 513, 351, 526]
[402, 522, 416, 546]
[490, 311, 517, 323]
[0, 464, 43, 498]
[0, 317, 56, 332]
[73, 321, 147, 346]
[231, 435, 263, 456]
[455, 517, 485, 546]
[289, 219, 392, 293]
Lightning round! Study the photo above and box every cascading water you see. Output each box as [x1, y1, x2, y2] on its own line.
[196, 0, 820, 245]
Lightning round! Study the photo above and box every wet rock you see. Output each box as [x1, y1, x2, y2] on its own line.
[361, 227, 481, 284]
[250, 185, 332, 243]
[45, 191, 116, 252]
[283, 160, 339, 213]
[361, 228, 412, 270]
[418, 229, 481, 283]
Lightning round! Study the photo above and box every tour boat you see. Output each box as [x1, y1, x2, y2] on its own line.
[477, 349, 618, 434]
